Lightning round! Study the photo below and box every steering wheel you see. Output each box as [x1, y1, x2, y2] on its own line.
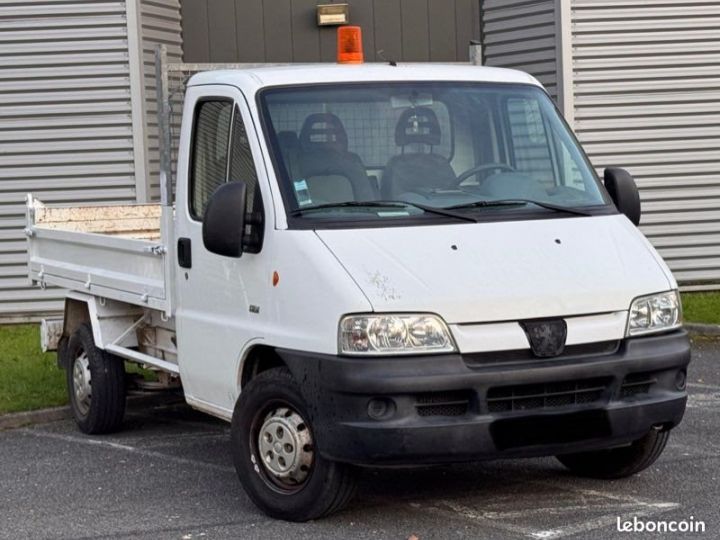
[455, 163, 516, 186]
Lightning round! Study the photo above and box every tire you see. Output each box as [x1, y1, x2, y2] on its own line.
[230, 367, 356, 521]
[65, 323, 126, 434]
[556, 428, 670, 479]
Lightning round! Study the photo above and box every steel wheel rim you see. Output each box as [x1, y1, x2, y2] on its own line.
[250, 403, 314, 493]
[72, 351, 92, 417]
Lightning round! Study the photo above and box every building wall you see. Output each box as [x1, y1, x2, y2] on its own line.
[570, 0, 720, 289]
[0, 0, 139, 320]
[0, 0, 182, 321]
[138, 0, 183, 200]
[2, 0, 716, 322]
[181, 0, 480, 63]
[480, 0, 560, 101]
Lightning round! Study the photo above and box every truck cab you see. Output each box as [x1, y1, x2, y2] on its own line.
[28, 59, 690, 522]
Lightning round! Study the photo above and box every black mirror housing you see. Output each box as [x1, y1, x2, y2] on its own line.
[202, 182, 247, 257]
[604, 167, 641, 226]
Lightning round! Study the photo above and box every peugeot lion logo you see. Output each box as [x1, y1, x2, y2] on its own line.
[520, 319, 568, 358]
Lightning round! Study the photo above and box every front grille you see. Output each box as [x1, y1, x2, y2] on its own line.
[464, 341, 621, 366]
[620, 372, 658, 399]
[487, 378, 611, 413]
[415, 390, 472, 417]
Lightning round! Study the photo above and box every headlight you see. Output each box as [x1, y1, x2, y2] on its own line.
[339, 314, 456, 355]
[627, 290, 682, 336]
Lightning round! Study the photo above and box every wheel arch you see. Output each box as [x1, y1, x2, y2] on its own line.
[238, 344, 287, 391]
[63, 296, 91, 340]
[62, 292, 144, 351]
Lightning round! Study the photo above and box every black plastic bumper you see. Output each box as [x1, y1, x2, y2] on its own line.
[278, 330, 690, 465]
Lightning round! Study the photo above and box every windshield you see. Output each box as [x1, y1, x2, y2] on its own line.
[259, 82, 610, 225]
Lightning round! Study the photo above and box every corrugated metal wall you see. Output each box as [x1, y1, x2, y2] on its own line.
[480, 0, 560, 101]
[181, 0, 480, 63]
[571, 0, 720, 289]
[0, 0, 183, 321]
[0, 0, 138, 320]
[139, 0, 182, 200]
[5, 0, 716, 323]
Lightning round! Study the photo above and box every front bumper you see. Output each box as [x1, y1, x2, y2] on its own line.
[279, 329, 690, 465]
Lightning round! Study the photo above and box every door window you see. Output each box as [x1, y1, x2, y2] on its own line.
[190, 100, 233, 218]
[189, 98, 264, 251]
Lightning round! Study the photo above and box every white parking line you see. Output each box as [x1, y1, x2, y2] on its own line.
[688, 382, 720, 390]
[530, 482, 671, 507]
[687, 392, 720, 409]
[109, 430, 229, 449]
[413, 499, 540, 538]
[451, 501, 665, 520]
[412, 479, 679, 539]
[19, 428, 235, 474]
[528, 504, 678, 539]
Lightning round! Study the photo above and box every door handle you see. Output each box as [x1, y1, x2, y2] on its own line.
[177, 237, 192, 268]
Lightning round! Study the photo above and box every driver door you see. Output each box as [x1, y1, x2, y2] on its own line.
[174, 85, 270, 418]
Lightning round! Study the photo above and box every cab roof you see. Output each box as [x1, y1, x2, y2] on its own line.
[186, 63, 543, 93]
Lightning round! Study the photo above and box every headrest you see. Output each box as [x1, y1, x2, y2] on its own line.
[299, 113, 348, 152]
[395, 107, 441, 146]
[277, 130, 300, 151]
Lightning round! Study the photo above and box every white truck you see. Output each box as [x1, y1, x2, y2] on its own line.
[27, 41, 690, 522]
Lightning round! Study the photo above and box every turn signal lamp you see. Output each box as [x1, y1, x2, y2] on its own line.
[337, 26, 364, 64]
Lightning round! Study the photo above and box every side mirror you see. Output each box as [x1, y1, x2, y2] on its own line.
[202, 182, 247, 257]
[604, 167, 641, 226]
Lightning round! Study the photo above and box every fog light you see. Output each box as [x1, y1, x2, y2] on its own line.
[675, 369, 687, 391]
[367, 398, 395, 420]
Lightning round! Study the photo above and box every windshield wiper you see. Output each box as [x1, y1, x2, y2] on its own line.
[394, 200, 477, 222]
[290, 201, 406, 216]
[447, 198, 593, 217]
[291, 200, 477, 222]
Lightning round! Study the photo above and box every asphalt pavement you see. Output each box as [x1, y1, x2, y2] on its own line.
[1, 337, 718, 540]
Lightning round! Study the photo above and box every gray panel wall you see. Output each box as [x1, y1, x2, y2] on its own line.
[0, 0, 138, 320]
[140, 0, 183, 200]
[571, 0, 720, 290]
[0, 0, 183, 321]
[181, 0, 480, 63]
[480, 0, 560, 101]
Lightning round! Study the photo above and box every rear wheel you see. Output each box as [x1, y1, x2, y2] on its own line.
[231, 367, 356, 521]
[556, 428, 670, 479]
[65, 323, 126, 434]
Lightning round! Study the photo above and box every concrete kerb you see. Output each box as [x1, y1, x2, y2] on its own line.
[686, 323, 720, 338]
[0, 406, 71, 431]
[0, 393, 183, 431]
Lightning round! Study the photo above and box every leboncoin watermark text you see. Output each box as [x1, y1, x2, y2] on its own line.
[617, 516, 705, 534]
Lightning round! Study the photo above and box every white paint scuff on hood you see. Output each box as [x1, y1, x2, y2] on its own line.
[316, 215, 673, 324]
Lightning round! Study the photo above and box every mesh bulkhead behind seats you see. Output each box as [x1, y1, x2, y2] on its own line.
[294, 113, 375, 204]
[381, 107, 457, 200]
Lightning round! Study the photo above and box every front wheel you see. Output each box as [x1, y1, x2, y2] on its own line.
[230, 367, 356, 521]
[65, 323, 126, 434]
[556, 428, 670, 479]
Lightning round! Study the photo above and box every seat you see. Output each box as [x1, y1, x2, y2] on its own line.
[296, 113, 375, 203]
[381, 107, 456, 200]
[276, 130, 301, 178]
